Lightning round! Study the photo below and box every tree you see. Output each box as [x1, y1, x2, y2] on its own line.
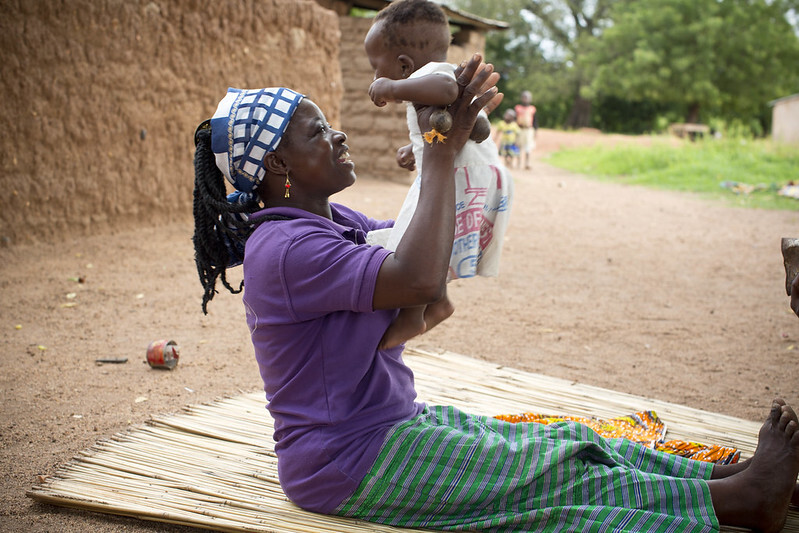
[518, 0, 617, 128]
[452, 0, 617, 128]
[450, 0, 551, 120]
[587, 0, 799, 129]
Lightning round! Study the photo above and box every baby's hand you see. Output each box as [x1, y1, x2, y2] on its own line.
[368, 78, 395, 107]
[396, 144, 415, 171]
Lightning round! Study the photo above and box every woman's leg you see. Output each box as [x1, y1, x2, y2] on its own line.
[338, 406, 719, 531]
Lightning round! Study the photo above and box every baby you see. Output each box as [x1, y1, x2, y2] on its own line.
[364, 0, 513, 350]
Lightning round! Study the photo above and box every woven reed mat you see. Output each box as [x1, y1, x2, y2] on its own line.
[28, 347, 798, 532]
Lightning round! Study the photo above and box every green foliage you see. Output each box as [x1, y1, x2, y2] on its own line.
[706, 117, 765, 140]
[546, 138, 799, 210]
[349, 7, 376, 17]
[590, 96, 672, 134]
[586, 0, 799, 131]
[449, 0, 799, 135]
[452, 0, 617, 128]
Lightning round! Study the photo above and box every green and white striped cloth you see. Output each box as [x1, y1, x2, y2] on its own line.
[336, 405, 718, 532]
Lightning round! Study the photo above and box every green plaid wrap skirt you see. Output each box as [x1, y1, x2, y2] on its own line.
[335, 405, 718, 532]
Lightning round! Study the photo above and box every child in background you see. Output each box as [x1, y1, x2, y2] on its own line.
[363, 0, 513, 350]
[494, 108, 521, 168]
[514, 90, 538, 170]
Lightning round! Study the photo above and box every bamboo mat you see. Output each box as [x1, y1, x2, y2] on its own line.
[28, 347, 798, 532]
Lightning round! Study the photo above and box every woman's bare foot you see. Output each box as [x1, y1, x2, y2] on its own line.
[708, 399, 799, 532]
[379, 306, 427, 350]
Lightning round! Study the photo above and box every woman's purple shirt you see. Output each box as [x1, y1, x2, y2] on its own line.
[242, 203, 425, 513]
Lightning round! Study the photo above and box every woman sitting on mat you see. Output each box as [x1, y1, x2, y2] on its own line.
[192, 55, 799, 532]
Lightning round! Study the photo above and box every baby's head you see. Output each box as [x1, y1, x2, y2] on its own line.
[503, 108, 517, 122]
[364, 0, 451, 81]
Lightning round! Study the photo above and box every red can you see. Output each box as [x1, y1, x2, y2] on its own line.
[146, 340, 180, 369]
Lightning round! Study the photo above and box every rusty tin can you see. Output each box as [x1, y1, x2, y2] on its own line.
[146, 340, 180, 369]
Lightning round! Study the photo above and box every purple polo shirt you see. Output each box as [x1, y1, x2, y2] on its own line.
[242, 203, 425, 514]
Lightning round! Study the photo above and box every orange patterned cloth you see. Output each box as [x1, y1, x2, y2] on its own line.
[494, 410, 740, 465]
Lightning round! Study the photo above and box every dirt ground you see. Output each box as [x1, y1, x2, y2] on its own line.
[2, 129, 798, 532]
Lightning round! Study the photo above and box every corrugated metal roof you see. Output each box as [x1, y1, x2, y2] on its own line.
[348, 0, 509, 31]
[769, 93, 799, 107]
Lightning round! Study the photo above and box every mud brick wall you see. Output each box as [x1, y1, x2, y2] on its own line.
[338, 16, 410, 184]
[0, 0, 342, 244]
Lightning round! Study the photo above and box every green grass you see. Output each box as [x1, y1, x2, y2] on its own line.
[546, 138, 799, 210]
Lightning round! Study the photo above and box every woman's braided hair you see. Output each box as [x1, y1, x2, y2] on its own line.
[192, 123, 288, 313]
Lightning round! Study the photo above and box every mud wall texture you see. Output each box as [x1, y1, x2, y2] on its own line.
[338, 15, 486, 185]
[339, 16, 411, 185]
[0, 0, 342, 245]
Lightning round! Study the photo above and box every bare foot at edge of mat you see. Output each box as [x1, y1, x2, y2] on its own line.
[718, 399, 799, 533]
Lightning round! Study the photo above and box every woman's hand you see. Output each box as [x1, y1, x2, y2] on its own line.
[483, 91, 505, 116]
[453, 59, 504, 116]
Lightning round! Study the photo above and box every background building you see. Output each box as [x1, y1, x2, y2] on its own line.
[770, 94, 799, 146]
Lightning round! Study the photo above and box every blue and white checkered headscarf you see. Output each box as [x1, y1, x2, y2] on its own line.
[210, 87, 305, 194]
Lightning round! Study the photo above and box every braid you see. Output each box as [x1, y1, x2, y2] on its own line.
[192, 127, 295, 314]
[192, 128, 258, 313]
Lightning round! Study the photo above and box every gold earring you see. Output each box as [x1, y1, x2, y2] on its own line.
[284, 171, 291, 198]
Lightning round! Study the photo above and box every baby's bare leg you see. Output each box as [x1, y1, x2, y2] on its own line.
[707, 400, 799, 532]
[378, 292, 455, 350]
[379, 306, 427, 350]
[422, 291, 454, 333]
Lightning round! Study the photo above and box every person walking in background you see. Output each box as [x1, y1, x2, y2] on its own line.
[494, 108, 521, 169]
[514, 90, 537, 170]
